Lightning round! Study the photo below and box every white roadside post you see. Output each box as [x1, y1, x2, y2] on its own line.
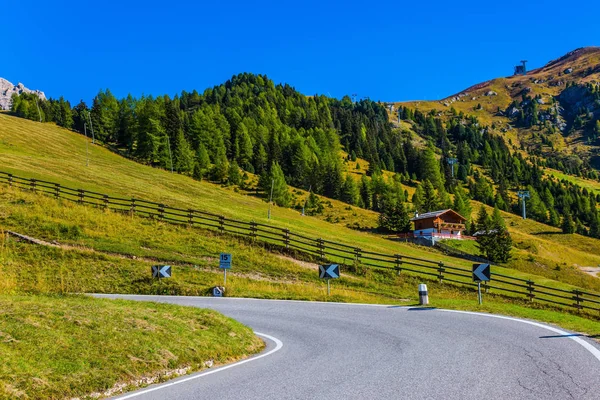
[418, 283, 429, 305]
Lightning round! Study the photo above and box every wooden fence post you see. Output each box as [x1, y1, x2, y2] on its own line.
[395, 254, 402, 275]
[526, 280, 535, 302]
[219, 216, 225, 233]
[573, 289, 582, 311]
[103, 195, 109, 209]
[437, 262, 445, 284]
[158, 204, 165, 220]
[250, 221, 257, 239]
[354, 247, 361, 263]
[78, 189, 84, 204]
[30, 178, 36, 192]
[55, 183, 61, 199]
[8, 174, 13, 187]
[130, 198, 136, 215]
[283, 229, 290, 250]
[317, 238, 325, 261]
[188, 209, 194, 227]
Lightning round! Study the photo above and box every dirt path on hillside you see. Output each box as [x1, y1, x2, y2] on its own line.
[578, 266, 600, 278]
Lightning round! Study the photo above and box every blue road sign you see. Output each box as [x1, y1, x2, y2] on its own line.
[220, 253, 232, 269]
[472, 263, 491, 282]
[319, 264, 340, 279]
[152, 265, 171, 278]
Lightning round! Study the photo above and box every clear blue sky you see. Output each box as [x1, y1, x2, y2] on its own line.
[4, 0, 599, 105]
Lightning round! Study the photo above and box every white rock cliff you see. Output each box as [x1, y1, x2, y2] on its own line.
[0, 78, 46, 110]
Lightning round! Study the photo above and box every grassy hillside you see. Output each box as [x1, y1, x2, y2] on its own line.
[1, 184, 600, 339]
[0, 112, 470, 267]
[0, 295, 262, 400]
[4, 112, 600, 290]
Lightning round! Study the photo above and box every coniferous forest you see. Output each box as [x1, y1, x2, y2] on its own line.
[10, 72, 600, 242]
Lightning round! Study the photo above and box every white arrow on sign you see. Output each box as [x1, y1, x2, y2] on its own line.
[159, 265, 171, 278]
[319, 264, 339, 279]
[473, 263, 490, 282]
[152, 265, 171, 278]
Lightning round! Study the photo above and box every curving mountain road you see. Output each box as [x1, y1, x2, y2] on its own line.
[97, 295, 600, 400]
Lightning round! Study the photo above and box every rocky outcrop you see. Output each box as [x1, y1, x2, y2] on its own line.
[0, 78, 46, 110]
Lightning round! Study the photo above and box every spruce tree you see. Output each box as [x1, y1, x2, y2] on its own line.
[412, 184, 425, 213]
[194, 143, 210, 180]
[228, 161, 242, 186]
[419, 147, 444, 191]
[211, 144, 229, 182]
[359, 175, 372, 210]
[421, 180, 439, 212]
[173, 129, 195, 175]
[562, 211, 575, 234]
[340, 175, 358, 205]
[262, 162, 291, 207]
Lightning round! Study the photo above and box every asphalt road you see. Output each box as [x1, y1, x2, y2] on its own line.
[97, 295, 600, 400]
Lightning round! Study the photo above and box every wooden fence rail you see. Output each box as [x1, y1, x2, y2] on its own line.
[2, 170, 600, 315]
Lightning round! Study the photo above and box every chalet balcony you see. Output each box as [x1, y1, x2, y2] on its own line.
[433, 222, 466, 231]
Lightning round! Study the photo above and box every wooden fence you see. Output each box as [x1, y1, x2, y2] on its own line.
[2, 170, 600, 315]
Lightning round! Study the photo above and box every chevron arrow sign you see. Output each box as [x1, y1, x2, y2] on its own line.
[319, 264, 340, 279]
[152, 265, 172, 279]
[472, 263, 490, 282]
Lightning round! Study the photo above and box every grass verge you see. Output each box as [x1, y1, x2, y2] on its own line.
[0, 294, 262, 400]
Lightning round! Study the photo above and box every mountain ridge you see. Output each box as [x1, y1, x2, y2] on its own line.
[0, 77, 46, 111]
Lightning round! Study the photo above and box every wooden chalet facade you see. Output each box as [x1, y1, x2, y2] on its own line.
[410, 209, 468, 240]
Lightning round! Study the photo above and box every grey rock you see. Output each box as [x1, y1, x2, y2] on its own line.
[0, 78, 46, 111]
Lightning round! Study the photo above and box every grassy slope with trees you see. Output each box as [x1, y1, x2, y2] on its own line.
[4, 111, 600, 290]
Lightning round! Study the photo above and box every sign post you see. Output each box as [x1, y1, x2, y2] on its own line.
[219, 253, 232, 286]
[319, 264, 340, 296]
[472, 263, 491, 305]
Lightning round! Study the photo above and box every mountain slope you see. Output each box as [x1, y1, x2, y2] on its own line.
[397, 47, 600, 172]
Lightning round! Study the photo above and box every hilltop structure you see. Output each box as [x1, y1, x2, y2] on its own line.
[514, 60, 528, 75]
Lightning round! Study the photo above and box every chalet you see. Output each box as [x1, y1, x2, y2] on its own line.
[410, 209, 468, 241]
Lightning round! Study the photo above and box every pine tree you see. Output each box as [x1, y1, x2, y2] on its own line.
[419, 147, 444, 191]
[476, 205, 491, 232]
[305, 191, 324, 215]
[228, 161, 242, 186]
[378, 201, 411, 233]
[340, 175, 358, 205]
[412, 184, 425, 213]
[194, 143, 210, 180]
[562, 211, 575, 234]
[253, 143, 268, 175]
[261, 162, 290, 207]
[359, 175, 372, 209]
[549, 208, 560, 227]
[421, 180, 439, 212]
[492, 205, 505, 229]
[211, 144, 229, 182]
[589, 212, 600, 238]
[173, 129, 195, 174]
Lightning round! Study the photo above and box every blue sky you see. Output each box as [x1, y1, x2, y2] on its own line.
[4, 0, 599, 105]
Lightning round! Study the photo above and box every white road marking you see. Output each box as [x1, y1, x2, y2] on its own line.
[440, 309, 600, 362]
[113, 332, 283, 399]
[96, 295, 600, 368]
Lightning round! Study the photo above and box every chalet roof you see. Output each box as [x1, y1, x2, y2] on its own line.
[410, 209, 467, 222]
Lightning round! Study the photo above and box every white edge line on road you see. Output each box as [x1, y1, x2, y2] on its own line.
[439, 309, 600, 362]
[95, 295, 600, 364]
[113, 332, 283, 400]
